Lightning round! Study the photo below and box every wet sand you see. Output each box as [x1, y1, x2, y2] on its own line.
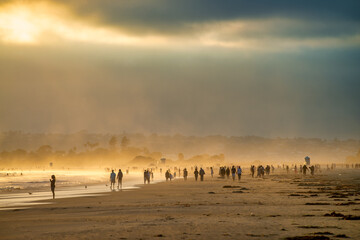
[0, 169, 359, 240]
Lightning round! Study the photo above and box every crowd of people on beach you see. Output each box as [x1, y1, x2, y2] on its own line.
[218, 166, 242, 180]
[46, 162, 358, 199]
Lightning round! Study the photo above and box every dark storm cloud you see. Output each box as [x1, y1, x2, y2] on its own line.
[61, 0, 360, 37]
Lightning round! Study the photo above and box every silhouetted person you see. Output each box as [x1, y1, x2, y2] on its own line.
[110, 170, 116, 190]
[225, 167, 230, 179]
[210, 167, 214, 178]
[257, 165, 264, 178]
[265, 165, 270, 175]
[199, 168, 205, 181]
[50, 175, 56, 199]
[231, 166, 236, 181]
[183, 168, 188, 180]
[117, 169, 123, 189]
[194, 167, 199, 181]
[144, 170, 147, 184]
[165, 170, 170, 181]
[220, 167, 226, 178]
[250, 165, 255, 178]
[144, 170, 151, 184]
[302, 165, 308, 175]
[309, 165, 315, 175]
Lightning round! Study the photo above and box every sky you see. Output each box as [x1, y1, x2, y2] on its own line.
[0, 0, 359, 139]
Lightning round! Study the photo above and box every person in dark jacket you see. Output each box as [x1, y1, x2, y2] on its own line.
[183, 168, 188, 180]
[117, 169, 123, 189]
[194, 167, 199, 181]
[199, 168, 205, 181]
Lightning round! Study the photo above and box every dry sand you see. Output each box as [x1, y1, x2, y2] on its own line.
[0, 169, 359, 240]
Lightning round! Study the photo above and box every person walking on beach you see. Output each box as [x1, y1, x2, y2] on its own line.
[250, 165, 255, 178]
[194, 167, 199, 181]
[50, 175, 56, 199]
[225, 167, 230, 179]
[219, 167, 226, 178]
[231, 166, 236, 181]
[183, 168, 188, 180]
[110, 170, 116, 190]
[265, 165, 270, 175]
[237, 166, 242, 181]
[165, 170, 170, 181]
[210, 167, 214, 178]
[199, 168, 205, 181]
[144, 170, 151, 184]
[309, 165, 315, 176]
[117, 169, 123, 189]
[302, 165, 308, 175]
[144, 170, 147, 184]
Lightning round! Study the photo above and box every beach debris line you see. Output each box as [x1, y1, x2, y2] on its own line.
[324, 211, 360, 220]
[285, 236, 330, 240]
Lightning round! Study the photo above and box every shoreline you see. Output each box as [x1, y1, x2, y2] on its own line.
[0, 174, 165, 211]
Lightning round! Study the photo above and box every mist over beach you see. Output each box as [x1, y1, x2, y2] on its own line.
[0, 0, 360, 239]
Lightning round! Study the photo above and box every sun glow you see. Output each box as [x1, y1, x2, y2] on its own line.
[0, 1, 165, 46]
[0, 5, 41, 44]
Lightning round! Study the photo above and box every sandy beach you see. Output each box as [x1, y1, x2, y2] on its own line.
[0, 169, 359, 240]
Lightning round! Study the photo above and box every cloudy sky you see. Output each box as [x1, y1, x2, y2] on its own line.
[0, 0, 359, 138]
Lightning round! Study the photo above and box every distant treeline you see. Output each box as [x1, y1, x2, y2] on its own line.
[0, 131, 359, 167]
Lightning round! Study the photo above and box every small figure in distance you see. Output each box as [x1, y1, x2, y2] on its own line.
[147, 170, 151, 183]
[50, 175, 56, 199]
[265, 165, 270, 175]
[165, 170, 170, 181]
[194, 167, 199, 181]
[237, 166, 242, 181]
[143, 169, 151, 184]
[250, 165, 255, 178]
[144, 170, 147, 184]
[231, 166, 236, 181]
[210, 167, 214, 178]
[110, 170, 116, 190]
[183, 168, 188, 180]
[169, 171, 173, 181]
[302, 165, 308, 176]
[199, 167, 205, 181]
[225, 167, 230, 179]
[309, 165, 315, 176]
[117, 169, 123, 189]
